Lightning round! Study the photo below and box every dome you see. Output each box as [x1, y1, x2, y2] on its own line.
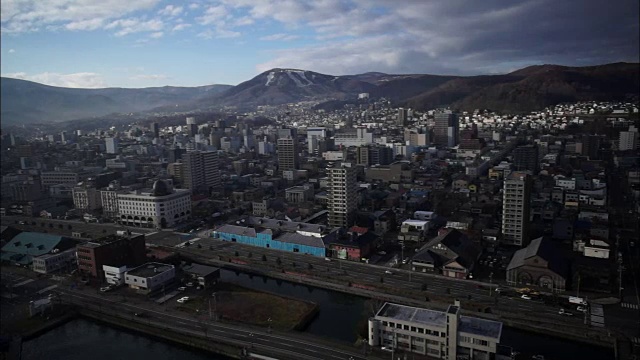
[152, 180, 171, 196]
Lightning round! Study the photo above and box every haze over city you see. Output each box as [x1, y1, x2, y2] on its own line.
[1, 0, 639, 88]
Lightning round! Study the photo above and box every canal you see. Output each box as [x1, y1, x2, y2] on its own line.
[22, 268, 615, 360]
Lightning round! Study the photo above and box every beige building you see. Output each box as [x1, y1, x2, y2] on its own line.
[368, 301, 502, 359]
[502, 171, 532, 247]
[328, 162, 357, 228]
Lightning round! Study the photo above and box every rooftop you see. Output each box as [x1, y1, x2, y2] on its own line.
[376, 302, 447, 328]
[459, 316, 503, 339]
[127, 262, 174, 278]
[182, 263, 220, 277]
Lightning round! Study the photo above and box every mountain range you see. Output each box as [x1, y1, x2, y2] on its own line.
[1, 62, 638, 125]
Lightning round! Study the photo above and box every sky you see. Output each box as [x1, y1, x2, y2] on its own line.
[1, 0, 638, 88]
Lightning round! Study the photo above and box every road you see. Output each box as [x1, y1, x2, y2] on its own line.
[55, 289, 370, 360]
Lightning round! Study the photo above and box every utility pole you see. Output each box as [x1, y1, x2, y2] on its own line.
[489, 272, 493, 297]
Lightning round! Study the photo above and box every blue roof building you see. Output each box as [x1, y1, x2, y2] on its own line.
[212, 217, 335, 257]
[1, 232, 77, 265]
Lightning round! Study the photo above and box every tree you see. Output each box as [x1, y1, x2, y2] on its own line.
[292, 262, 296, 268]
[421, 284, 427, 291]
[261, 254, 267, 261]
[445, 288, 451, 295]
[380, 276, 384, 283]
[234, 251, 239, 257]
[307, 263, 313, 270]
[276, 257, 282, 266]
[197, 244, 202, 249]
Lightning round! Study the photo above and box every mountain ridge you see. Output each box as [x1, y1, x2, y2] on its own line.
[2, 62, 638, 125]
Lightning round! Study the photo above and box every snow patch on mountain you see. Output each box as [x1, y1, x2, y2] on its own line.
[286, 70, 313, 87]
[265, 71, 276, 86]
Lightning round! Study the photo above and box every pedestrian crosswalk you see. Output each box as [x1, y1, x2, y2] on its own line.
[621, 303, 639, 310]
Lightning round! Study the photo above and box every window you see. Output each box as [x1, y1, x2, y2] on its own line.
[382, 321, 388, 326]
[417, 328, 424, 334]
[403, 325, 409, 330]
[473, 339, 488, 346]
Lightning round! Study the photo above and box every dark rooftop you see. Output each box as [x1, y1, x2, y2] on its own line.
[127, 262, 174, 278]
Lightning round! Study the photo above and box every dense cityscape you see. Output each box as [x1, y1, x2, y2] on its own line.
[1, 1, 639, 360]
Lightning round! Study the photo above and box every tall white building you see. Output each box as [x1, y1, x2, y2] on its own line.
[333, 127, 373, 147]
[502, 171, 532, 247]
[619, 125, 639, 151]
[105, 137, 119, 154]
[368, 301, 502, 359]
[182, 151, 221, 192]
[118, 180, 191, 229]
[327, 162, 357, 228]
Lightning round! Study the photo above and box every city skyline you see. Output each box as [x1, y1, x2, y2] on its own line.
[1, 0, 639, 88]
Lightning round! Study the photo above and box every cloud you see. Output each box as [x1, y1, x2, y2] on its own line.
[198, 28, 240, 39]
[8, 49, 15, 53]
[188, 3, 200, 10]
[3, 72, 107, 88]
[158, 5, 182, 17]
[251, 0, 639, 75]
[196, 5, 227, 25]
[172, 23, 191, 32]
[149, 31, 163, 38]
[130, 74, 168, 81]
[1, 0, 160, 34]
[105, 17, 164, 36]
[260, 33, 299, 41]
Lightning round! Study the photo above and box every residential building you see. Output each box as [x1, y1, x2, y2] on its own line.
[285, 185, 314, 203]
[76, 233, 146, 279]
[358, 145, 394, 166]
[411, 229, 480, 279]
[368, 301, 503, 359]
[502, 172, 532, 247]
[328, 230, 377, 261]
[365, 162, 414, 183]
[506, 237, 568, 291]
[40, 171, 80, 187]
[328, 162, 357, 228]
[182, 263, 220, 289]
[619, 125, 639, 151]
[397, 108, 408, 126]
[512, 145, 538, 173]
[72, 186, 102, 211]
[117, 180, 191, 229]
[125, 262, 175, 293]
[434, 112, 459, 147]
[186, 117, 197, 137]
[398, 220, 430, 242]
[182, 151, 221, 192]
[277, 137, 299, 174]
[151, 122, 159, 138]
[333, 128, 374, 147]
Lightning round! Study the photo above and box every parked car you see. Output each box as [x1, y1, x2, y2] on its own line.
[558, 308, 573, 316]
[178, 287, 186, 291]
[134, 312, 146, 317]
[99, 286, 111, 293]
[576, 306, 587, 313]
[177, 296, 190, 303]
[520, 294, 531, 300]
[378, 251, 387, 255]
[324, 257, 331, 261]
[385, 270, 393, 275]
[186, 282, 194, 287]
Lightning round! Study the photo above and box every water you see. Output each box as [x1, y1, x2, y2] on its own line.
[22, 318, 228, 360]
[24, 268, 614, 360]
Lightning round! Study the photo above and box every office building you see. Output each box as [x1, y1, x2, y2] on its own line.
[357, 145, 394, 166]
[277, 137, 299, 174]
[328, 162, 357, 228]
[182, 151, 221, 192]
[512, 145, 538, 174]
[105, 137, 119, 154]
[581, 135, 601, 160]
[72, 185, 102, 211]
[186, 117, 197, 137]
[368, 301, 502, 359]
[334, 128, 373, 147]
[76, 233, 147, 279]
[434, 112, 459, 147]
[117, 180, 192, 228]
[619, 125, 639, 151]
[502, 172, 532, 247]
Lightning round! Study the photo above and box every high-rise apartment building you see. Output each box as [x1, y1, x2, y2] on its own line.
[105, 137, 119, 154]
[581, 134, 602, 160]
[277, 137, 299, 174]
[512, 145, 538, 173]
[397, 108, 408, 126]
[502, 171, 532, 247]
[151, 122, 159, 138]
[328, 162, 357, 228]
[619, 125, 639, 151]
[434, 112, 459, 147]
[182, 151, 220, 192]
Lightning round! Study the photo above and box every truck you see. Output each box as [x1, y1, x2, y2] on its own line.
[569, 296, 587, 305]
